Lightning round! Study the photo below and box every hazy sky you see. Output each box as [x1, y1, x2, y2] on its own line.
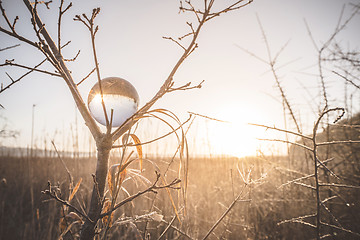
[1, 0, 359, 157]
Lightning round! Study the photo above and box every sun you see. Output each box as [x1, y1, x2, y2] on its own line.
[206, 120, 259, 158]
[201, 107, 266, 158]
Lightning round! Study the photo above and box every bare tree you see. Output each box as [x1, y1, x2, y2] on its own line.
[0, 0, 253, 239]
[248, 3, 360, 239]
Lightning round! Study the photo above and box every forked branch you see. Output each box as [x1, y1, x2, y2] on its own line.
[100, 172, 180, 218]
[20, 0, 102, 140]
[42, 181, 92, 224]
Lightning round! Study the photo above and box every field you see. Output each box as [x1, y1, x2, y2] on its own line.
[1, 144, 359, 239]
[1, 0, 360, 239]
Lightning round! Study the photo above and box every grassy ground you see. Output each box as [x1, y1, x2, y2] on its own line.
[0, 152, 359, 239]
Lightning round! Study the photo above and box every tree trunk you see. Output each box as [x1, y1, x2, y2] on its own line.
[80, 134, 112, 240]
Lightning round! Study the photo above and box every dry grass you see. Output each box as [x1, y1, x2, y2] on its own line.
[1, 150, 359, 239]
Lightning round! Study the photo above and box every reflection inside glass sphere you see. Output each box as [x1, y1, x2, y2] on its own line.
[87, 77, 139, 128]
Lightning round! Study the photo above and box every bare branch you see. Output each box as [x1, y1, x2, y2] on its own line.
[188, 111, 227, 122]
[320, 222, 360, 237]
[60, 40, 71, 49]
[332, 70, 360, 90]
[205, 0, 253, 22]
[168, 80, 204, 92]
[42, 182, 92, 224]
[235, 44, 268, 64]
[58, 0, 73, 54]
[100, 172, 181, 218]
[257, 138, 313, 151]
[0, 59, 47, 94]
[202, 184, 247, 240]
[160, 217, 194, 239]
[64, 49, 80, 62]
[76, 68, 96, 86]
[179, 0, 253, 22]
[317, 140, 360, 146]
[0, 44, 20, 51]
[278, 213, 317, 226]
[111, 1, 253, 142]
[278, 173, 315, 188]
[0, 59, 61, 77]
[51, 140, 73, 184]
[0, 26, 39, 48]
[316, 158, 340, 180]
[293, 182, 316, 190]
[249, 123, 313, 140]
[111, 4, 207, 142]
[319, 183, 360, 189]
[22, 0, 101, 139]
[163, 36, 186, 51]
[320, 201, 343, 229]
[0, 1, 15, 31]
[73, 15, 90, 29]
[74, 8, 111, 130]
[157, 215, 177, 240]
[257, 14, 303, 134]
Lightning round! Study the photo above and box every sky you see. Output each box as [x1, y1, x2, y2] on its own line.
[0, 0, 359, 157]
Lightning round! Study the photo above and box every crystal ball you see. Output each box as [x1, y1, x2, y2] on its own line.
[87, 77, 139, 128]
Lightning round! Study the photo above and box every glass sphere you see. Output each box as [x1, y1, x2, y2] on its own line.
[87, 77, 139, 128]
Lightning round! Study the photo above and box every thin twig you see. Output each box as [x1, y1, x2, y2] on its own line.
[100, 173, 180, 218]
[278, 213, 317, 226]
[0, 59, 47, 94]
[319, 183, 360, 189]
[249, 123, 312, 140]
[317, 140, 360, 146]
[111, 0, 253, 142]
[257, 138, 313, 151]
[320, 221, 360, 237]
[157, 215, 177, 240]
[160, 218, 193, 239]
[202, 185, 247, 240]
[0, 60, 61, 77]
[0, 44, 20, 51]
[76, 68, 96, 86]
[51, 140, 73, 185]
[42, 182, 92, 224]
[278, 173, 315, 188]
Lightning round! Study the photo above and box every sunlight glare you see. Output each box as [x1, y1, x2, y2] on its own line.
[205, 107, 266, 158]
[208, 122, 257, 158]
